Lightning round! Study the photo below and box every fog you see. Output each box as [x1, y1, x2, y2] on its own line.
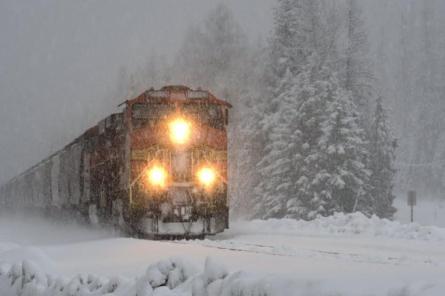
[0, 213, 113, 245]
[0, 0, 274, 185]
[1, 0, 445, 201]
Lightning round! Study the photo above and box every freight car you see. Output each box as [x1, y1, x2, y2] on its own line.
[0, 86, 231, 238]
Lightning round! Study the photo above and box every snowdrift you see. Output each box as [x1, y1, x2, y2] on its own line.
[0, 257, 299, 296]
[0, 212, 444, 296]
[1, 255, 442, 296]
[229, 212, 445, 241]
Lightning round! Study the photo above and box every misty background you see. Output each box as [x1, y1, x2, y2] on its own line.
[1, 0, 444, 206]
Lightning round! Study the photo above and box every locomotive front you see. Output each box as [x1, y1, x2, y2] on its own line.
[124, 86, 231, 238]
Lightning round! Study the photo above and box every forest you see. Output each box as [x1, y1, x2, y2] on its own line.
[111, 0, 445, 220]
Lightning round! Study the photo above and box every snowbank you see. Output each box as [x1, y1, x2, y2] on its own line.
[229, 212, 445, 241]
[394, 198, 445, 227]
[1, 256, 443, 296]
[0, 257, 302, 296]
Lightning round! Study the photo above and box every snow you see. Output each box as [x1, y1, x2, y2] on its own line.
[0, 213, 444, 295]
[224, 212, 445, 242]
[0, 256, 304, 296]
[393, 198, 445, 227]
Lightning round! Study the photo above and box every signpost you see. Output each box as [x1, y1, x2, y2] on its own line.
[407, 190, 417, 223]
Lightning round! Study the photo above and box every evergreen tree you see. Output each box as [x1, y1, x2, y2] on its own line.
[254, 0, 326, 219]
[265, 0, 322, 99]
[343, 0, 374, 125]
[291, 66, 347, 219]
[254, 69, 302, 218]
[317, 81, 371, 216]
[254, 0, 373, 220]
[369, 97, 397, 218]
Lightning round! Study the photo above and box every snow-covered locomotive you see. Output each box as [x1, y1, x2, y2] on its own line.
[0, 86, 231, 238]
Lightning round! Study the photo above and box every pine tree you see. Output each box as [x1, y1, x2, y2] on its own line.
[286, 61, 332, 219]
[343, 0, 374, 124]
[317, 81, 371, 216]
[254, 69, 302, 218]
[265, 0, 322, 98]
[369, 97, 397, 218]
[254, 0, 370, 220]
[254, 0, 326, 219]
[251, 0, 393, 220]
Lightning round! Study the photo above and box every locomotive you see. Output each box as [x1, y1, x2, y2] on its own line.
[0, 85, 231, 238]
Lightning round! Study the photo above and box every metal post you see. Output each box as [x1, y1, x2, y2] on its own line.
[408, 190, 416, 223]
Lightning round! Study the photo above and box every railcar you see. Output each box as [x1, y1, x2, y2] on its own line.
[0, 85, 231, 238]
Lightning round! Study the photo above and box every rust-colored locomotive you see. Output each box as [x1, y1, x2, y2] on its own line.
[0, 86, 231, 238]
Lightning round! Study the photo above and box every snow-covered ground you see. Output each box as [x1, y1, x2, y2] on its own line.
[0, 212, 444, 295]
[394, 197, 445, 227]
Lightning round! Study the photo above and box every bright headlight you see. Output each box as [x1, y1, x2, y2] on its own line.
[169, 118, 191, 145]
[196, 167, 216, 188]
[146, 165, 168, 189]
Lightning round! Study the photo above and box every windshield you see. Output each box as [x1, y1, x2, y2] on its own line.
[182, 103, 224, 129]
[132, 103, 174, 128]
[132, 103, 224, 129]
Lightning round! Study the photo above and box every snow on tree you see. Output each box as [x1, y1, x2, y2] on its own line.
[255, 0, 354, 219]
[342, 0, 374, 125]
[252, 0, 397, 220]
[369, 96, 397, 218]
[253, 69, 303, 218]
[264, 0, 324, 97]
[253, 0, 324, 218]
[317, 77, 371, 217]
[255, 58, 373, 219]
[284, 62, 335, 220]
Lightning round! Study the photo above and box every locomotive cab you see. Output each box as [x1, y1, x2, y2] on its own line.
[124, 86, 231, 238]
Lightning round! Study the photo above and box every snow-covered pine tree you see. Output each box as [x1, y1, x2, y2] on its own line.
[254, 69, 303, 218]
[252, 0, 303, 218]
[369, 96, 397, 218]
[288, 61, 333, 220]
[254, 0, 327, 219]
[317, 78, 371, 216]
[342, 0, 374, 125]
[264, 0, 321, 98]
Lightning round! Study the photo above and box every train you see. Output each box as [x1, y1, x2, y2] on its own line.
[0, 85, 231, 239]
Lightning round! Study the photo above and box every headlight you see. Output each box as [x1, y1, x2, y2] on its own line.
[146, 165, 168, 189]
[169, 118, 191, 145]
[196, 167, 217, 188]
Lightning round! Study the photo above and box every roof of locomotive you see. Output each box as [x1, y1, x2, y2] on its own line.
[125, 85, 232, 108]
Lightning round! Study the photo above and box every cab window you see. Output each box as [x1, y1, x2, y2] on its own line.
[132, 103, 173, 128]
[182, 103, 224, 129]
